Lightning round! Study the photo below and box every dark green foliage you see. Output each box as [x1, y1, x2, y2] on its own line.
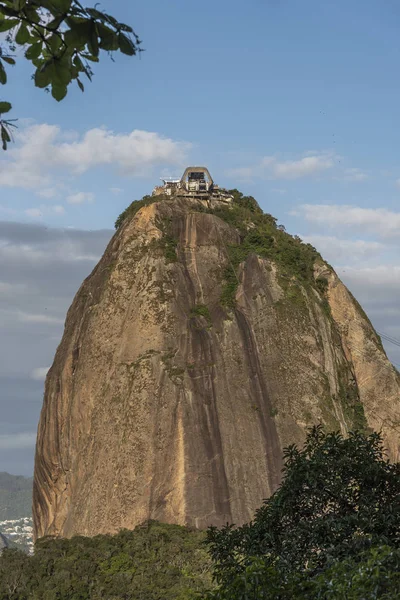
[0, 521, 212, 599]
[337, 367, 368, 432]
[190, 304, 212, 324]
[315, 275, 328, 294]
[0, 472, 32, 520]
[227, 189, 263, 214]
[304, 545, 400, 599]
[0, 0, 141, 148]
[206, 426, 400, 598]
[162, 231, 178, 263]
[155, 216, 178, 263]
[206, 546, 400, 599]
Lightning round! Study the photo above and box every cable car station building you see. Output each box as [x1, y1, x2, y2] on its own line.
[152, 167, 233, 203]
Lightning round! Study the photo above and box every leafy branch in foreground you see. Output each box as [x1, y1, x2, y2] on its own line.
[206, 425, 400, 598]
[0, 0, 142, 148]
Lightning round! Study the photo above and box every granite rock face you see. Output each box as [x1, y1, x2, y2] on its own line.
[33, 197, 400, 539]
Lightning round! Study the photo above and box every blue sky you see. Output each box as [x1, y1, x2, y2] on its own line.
[3, 0, 400, 229]
[0, 0, 400, 474]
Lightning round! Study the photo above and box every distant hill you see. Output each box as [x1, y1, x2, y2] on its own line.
[0, 473, 32, 520]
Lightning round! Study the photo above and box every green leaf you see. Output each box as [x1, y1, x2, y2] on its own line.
[0, 62, 7, 85]
[50, 0, 72, 14]
[2, 57, 16, 65]
[118, 32, 136, 56]
[97, 23, 118, 51]
[15, 23, 29, 45]
[1, 124, 11, 150]
[46, 16, 65, 31]
[85, 8, 104, 21]
[25, 42, 42, 60]
[0, 18, 19, 32]
[119, 23, 134, 33]
[64, 20, 91, 49]
[80, 53, 99, 63]
[0, 101, 12, 114]
[77, 78, 84, 92]
[73, 54, 84, 69]
[52, 60, 72, 86]
[34, 60, 54, 88]
[104, 13, 118, 28]
[30, 24, 45, 39]
[51, 82, 67, 101]
[0, 5, 19, 17]
[87, 23, 99, 57]
[24, 5, 40, 24]
[13, 0, 26, 10]
[47, 34, 63, 54]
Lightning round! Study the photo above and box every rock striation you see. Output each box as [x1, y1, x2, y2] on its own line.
[33, 194, 400, 539]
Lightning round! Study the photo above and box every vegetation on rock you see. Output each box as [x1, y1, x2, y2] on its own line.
[190, 304, 212, 324]
[115, 195, 156, 229]
[205, 189, 323, 307]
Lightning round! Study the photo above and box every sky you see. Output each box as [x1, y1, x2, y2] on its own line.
[0, 0, 400, 475]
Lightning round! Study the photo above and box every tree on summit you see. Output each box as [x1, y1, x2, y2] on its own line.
[0, 0, 141, 149]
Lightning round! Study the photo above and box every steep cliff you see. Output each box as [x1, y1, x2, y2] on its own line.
[33, 192, 400, 540]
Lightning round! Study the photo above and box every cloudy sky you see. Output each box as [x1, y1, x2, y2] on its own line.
[1, 0, 399, 475]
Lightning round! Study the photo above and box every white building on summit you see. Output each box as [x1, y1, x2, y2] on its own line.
[153, 167, 233, 202]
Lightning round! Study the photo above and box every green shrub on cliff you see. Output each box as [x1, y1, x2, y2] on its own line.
[115, 195, 156, 229]
[204, 190, 322, 307]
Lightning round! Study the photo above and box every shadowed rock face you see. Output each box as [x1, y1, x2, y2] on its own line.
[33, 197, 400, 539]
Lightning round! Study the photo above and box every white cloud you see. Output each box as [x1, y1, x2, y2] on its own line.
[302, 235, 385, 262]
[339, 265, 400, 290]
[0, 204, 18, 217]
[0, 240, 100, 265]
[17, 311, 64, 325]
[110, 187, 124, 195]
[31, 367, 49, 381]
[263, 153, 335, 179]
[0, 281, 26, 295]
[343, 168, 368, 182]
[67, 192, 95, 205]
[294, 204, 400, 239]
[25, 204, 65, 218]
[0, 123, 191, 192]
[0, 432, 36, 449]
[37, 188, 58, 199]
[227, 151, 336, 181]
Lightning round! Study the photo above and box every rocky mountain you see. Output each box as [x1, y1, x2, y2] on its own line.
[0, 472, 32, 520]
[33, 190, 400, 540]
